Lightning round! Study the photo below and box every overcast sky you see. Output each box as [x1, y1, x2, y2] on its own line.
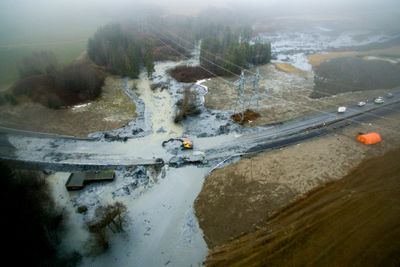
[1, 0, 399, 43]
[2, 0, 400, 15]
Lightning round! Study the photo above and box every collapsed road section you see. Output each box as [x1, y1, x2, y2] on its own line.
[0, 89, 399, 172]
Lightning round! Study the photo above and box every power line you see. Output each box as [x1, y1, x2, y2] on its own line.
[146, 24, 400, 125]
[144, 27, 400, 136]
[146, 24, 243, 77]
[148, 22, 397, 99]
[147, 22, 400, 109]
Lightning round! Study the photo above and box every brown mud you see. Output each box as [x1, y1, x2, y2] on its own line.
[169, 65, 215, 83]
[231, 109, 261, 124]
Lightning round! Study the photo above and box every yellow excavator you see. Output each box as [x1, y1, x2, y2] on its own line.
[181, 138, 193, 149]
[162, 137, 193, 150]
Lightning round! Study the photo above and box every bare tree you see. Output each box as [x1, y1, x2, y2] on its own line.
[55, 63, 105, 102]
[18, 51, 58, 78]
[86, 202, 128, 254]
[174, 87, 200, 122]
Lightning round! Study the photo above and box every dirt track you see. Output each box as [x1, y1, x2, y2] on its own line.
[205, 146, 400, 267]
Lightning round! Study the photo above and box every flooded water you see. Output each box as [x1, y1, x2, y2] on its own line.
[48, 55, 213, 267]
[58, 165, 210, 267]
[134, 73, 183, 138]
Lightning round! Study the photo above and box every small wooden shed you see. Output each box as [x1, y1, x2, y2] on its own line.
[66, 170, 115, 191]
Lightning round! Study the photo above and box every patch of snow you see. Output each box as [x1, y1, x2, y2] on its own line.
[273, 53, 312, 71]
[261, 31, 399, 55]
[363, 56, 400, 64]
[315, 26, 332, 32]
[71, 103, 91, 110]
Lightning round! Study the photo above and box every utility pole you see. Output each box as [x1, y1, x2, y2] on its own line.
[235, 70, 246, 121]
[252, 68, 261, 110]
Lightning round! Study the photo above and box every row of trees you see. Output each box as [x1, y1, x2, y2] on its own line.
[87, 21, 271, 79]
[87, 24, 155, 78]
[200, 25, 271, 75]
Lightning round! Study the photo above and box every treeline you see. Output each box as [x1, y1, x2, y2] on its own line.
[87, 19, 271, 79]
[88, 24, 190, 79]
[200, 25, 271, 75]
[88, 24, 147, 78]
[10, 51, 105, 109]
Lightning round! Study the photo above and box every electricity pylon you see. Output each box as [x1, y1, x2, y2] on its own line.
[252, 68, 261, 110]
[235, 70, 246, 121]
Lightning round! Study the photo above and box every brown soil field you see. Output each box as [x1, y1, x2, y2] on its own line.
[169, 65, 214, 83]
[0, 76, 135, 137]
[204, 63, 391, 126]
[205, 146, 400, 267]
[195, 111, 400, 249]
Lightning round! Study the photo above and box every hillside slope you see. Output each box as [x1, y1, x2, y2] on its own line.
[206, 148, 400, 267]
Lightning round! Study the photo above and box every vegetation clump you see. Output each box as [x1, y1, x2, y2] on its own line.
[169, 24, 272, 82]
[11, 52, 105, 109]
[18, 50, 59, 79]
[200, 25, 271, 75]
[174, 87, 201, 122]
[87, 24, 156, 78]
[0, 92, 18, 106]
[88, 22, 271, 81]
[0, 162, 81, 267]
[86, 202, 127, 255]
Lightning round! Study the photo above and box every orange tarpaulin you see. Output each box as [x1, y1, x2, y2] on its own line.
[357, 132, 382, 145]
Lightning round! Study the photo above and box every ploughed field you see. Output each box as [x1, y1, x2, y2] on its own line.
[205, 146, 400, 267]
[195, 109, 400, 249]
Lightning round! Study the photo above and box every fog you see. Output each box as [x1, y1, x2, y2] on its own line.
[2, 0, 400, 24]
[1, 0, 399, 43]
[0, 0, 399, 86]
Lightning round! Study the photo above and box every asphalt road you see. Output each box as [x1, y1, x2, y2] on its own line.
[1, 89, 399, 171]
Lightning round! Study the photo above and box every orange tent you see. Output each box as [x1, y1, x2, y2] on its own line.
[357, 132, 382, 145]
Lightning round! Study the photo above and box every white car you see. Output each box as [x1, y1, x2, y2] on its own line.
[374, 97, 384, 104]
[357, 101, 366, 107]
[337, 106, 346, 113]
